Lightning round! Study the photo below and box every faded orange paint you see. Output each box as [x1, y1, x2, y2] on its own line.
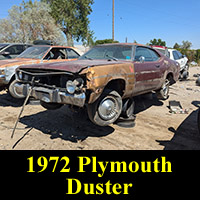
[80, 63, 135, 103]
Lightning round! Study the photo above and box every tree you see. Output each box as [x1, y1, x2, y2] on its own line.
[42, 0, 94, 46]
[149, 38, 166, 46]
[173, 43, 180, 49]
[0, 0, 65, 45]
[181, 40, 192, 50]
[94, 39, 119, 45]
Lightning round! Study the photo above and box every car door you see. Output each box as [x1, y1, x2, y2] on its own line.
[133, 46, 163, 95]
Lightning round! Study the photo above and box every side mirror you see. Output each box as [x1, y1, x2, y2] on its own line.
[0, 51, 10, 56]
[139, 56, 145, 63]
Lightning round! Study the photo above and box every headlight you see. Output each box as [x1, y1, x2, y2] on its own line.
[18, 71, 23, 80]
[66, 78, 84, 94]
[66, 80, 76, 94]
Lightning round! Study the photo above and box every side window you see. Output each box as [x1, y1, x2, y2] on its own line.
[135, 47, 153, 62]
[66, 49, 80, 59]
[176, 51, 183, 59]
[149, 49, 160, 61]
[5, 45, 25, 55]
[173, 51, 179, 60]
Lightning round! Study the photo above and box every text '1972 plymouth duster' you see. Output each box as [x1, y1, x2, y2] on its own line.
[14, 43, 180, 126]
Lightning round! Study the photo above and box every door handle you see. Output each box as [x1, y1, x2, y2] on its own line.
[155, 65, 160, 68]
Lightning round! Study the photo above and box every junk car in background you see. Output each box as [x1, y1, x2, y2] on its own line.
[168, 49, 189, 80]
[0, 43, 31, 60]
[0, 45, 81, 98]
[151, 45, 169, 57]
[14, 43, 180, 126]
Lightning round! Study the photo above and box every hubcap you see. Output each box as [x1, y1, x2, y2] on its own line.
[98, 97, 118, 121]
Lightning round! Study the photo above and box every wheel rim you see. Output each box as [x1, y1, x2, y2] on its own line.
[10, 81, 25, 98]
[98, 97, 119, 121]
[162, 80, 170, 97]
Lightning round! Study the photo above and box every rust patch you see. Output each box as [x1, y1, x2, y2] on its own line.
[81, 63, 135, 104]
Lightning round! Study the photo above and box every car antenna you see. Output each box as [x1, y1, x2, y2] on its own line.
[11, 77, 35, 139]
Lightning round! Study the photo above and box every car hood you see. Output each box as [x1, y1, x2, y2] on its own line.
[19, 59, 129, 73]
[0, 58, 39, 68]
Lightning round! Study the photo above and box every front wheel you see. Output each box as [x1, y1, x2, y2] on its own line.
[87, 89, 122, 126]
[156, 78, 170, 100]
[8, 80, 25, 99]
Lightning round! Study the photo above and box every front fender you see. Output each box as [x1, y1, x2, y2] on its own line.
[80, 63, 135, 104]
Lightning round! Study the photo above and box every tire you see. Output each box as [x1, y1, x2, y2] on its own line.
[156, 78, 170, 100]
[8, 80, 25, 99]
[87, 89, 122, 126]
[40, 101, 63, 110]
[182, 70, 189, 80]
[121, 98, 135, 118]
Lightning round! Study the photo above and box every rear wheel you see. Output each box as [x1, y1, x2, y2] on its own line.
[87, 89, 122, 126]
[156, 78, 170, 100]
[40, 101, 63, 110]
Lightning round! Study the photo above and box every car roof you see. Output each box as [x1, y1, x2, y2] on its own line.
[96, 43, 148, 47]
[151, 45, 167, 49]
[0, 43, 30, 45]
[168, 49, 176, 52]
[30, 45, 76, 48]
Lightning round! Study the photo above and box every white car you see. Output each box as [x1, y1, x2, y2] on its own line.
[168, 49, 189, 80]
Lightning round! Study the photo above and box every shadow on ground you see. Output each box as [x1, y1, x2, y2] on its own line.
[19, 106, 114, 143]
[0, 91, 24, 107]
[134, 93, 164, 114]
[157, 101, 200, 150]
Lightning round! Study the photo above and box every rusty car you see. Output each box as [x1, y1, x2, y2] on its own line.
[0, 45, 81, 98]
[14, 43, 180, 126]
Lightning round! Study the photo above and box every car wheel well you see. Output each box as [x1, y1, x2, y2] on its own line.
[166, 73, 175, 85]
[104, 79, 125, 96]
[8, 75, 16, 85]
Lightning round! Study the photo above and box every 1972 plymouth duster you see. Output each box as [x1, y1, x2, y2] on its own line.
[14, 43, 180, 126]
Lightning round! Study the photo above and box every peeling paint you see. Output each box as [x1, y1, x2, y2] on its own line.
[81, 63, 135, 103]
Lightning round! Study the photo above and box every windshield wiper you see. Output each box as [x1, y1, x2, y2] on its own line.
[105, 55, 118, 61]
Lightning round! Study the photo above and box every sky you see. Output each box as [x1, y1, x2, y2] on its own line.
[0, 0, 200, 49]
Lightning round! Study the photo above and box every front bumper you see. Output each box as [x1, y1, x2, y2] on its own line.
[15, 82, 86, 107]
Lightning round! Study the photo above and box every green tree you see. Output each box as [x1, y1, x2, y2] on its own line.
[94, 39, 119, 45]
[181, 40, 192, 50]
[42, 0, 94, 46]
[149, 38, 166, 46]
[0, 0, 65, 45]
[173, 43, 180, 49]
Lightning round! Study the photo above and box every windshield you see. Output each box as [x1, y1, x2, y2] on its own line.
[79, 45, 133, 61]
[17, 46, 50, 59]
[0, 44, 9, 51]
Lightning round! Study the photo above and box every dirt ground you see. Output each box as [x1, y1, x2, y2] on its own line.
[1, 66, 200, 150]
